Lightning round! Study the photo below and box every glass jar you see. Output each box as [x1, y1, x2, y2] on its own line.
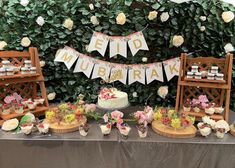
[195, 72, 202, 79]
[186, 72, 194, 79]
[6, 68, 14, 76]
[24, 60, 32, 68]
[191, 65, 198, 73]
[207, 73, 215, 80]
[215, 73, 224, 80]
[21, 67, 29, 75]
[0, 67, 6, 76]
[30, 67, 37, 74]
[211, 66, 218, 74]
[2, 60, 10, 69]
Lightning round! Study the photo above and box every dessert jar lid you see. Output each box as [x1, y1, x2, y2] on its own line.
[6, 68, 14, 71]
[192, 65, 198, 68]
[30, 67, 37, 70]
[208, 73, 215, 76]
[216, 73, 224, 77]
[0, 68, 5, 72]
[24, 60, 32, 64]
[21, 67, 29, 71]
[187, 72, 194, 75]
[2, 60, 10, 64]
[195, 72, 202, 76]
[211, 66, 219, 70]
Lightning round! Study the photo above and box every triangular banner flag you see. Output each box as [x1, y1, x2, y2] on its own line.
[74, 55, 95, 78]
[109, 64, 128, 84]
[92, 61, 111, 81]
[54, 48, 78, 69]
[163, 57, 180, 81]
[88, 32, 109, 56]
[128, 65, 146, 85]
[109, 37, 127, 58]
[128, 31, 149, 56]
[146, 62, 164, 84]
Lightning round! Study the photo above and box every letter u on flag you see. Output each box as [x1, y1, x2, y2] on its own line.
[88, 32, 109, 56]
[73, 55, 95, 78]
[163, 57, 180, 81]
[128, 31, 149, 56]
[92, 61, 111, 81]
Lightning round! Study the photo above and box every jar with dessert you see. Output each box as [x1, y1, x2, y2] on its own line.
[30, 67, 37, 74]
[207, 73, 215, 80]
[15, 104, 24, 114]
[195, 72, 202, 79]
[27, 101, 36, 110]
[0, 67, 6, 76]
[186, 72, 194, 79]
[24, 60, 32, 68]
[21, 67, 29, 75]
[191, 65, 199, 73]
[215, 73, 224, 80]
[6, 68, 14, 76]
[211, 66, 219, 74]
[2, 104, 11, 115]
[137, 124, 148, 138]
[2, 60, 10, 69]
[100, 123, 112, 136]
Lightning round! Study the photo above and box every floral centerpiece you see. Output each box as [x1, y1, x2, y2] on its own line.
[153, 107, 195, 130]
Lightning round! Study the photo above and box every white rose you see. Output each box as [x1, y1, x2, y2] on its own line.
[172, 35, 184, 47]
[20, 0, 29, 7]
[200, 16, 207, 21]
[21, 37, 31, 47]
[160, 12, 170, 22]
[47, 92, 56, 101]
[36, 16, 45, 26]
[132, 92, 138, 97]
[142, 57, 148, 62]
[63, 18, 74, 30]
[0, 41, 7, 50]
[200, 26, 206, 32]
[89, 4, 94, 10]
[224, 43, 234, 53]
[157, 86, 168, 99]
[148, 11, 158, 20]
[169, 0, 192, 3]
[116, 12, 126, 25]
[222, 11, 234, 23]
[40, 60, 46, 67]
[90, 16, 99, 25]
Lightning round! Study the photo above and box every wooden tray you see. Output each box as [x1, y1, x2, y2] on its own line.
[47, 116, 87, 134]
[152, 121, 197, 138]
[183, 111, 223, 121]
[184, 77, 226, 84]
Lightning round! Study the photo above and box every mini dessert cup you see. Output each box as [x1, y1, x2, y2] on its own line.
[6, 68, 14, 76]
[197, 122, 211, 137]
[211, 66, 218, 74]
[216, 130, 225, 139]
[15, 104, 24, 114]
[119, 124, 131, 139]
[27, 101, 36, 110]
[21, 67, 29, 75]
[79, 124, 89, 137]
[2, 60, 10, 69]
[137, 125, 148, 138]
[24, 60, 32, 68]
[30, 67, 37, 74]
[214, 106, 224, 114]
[205, 107, 215, 115]
[193, 106, 200, 113]
[191, 65, 198, 73]
[215, 73, 224, 80]
[195, 72, 202, 79]
[37, 123, 49, 134]
[2, 104, 11, 115]
[183, 106, 191, 112]
[0, 67, 6, 76]
[201, 71, 208, 78]
[207, 73, 215, 80]
[100, 123, 112, 136]
[186, 72, 194, 79]
[21, 124, 34, 135]
[34, 98, 45, 105]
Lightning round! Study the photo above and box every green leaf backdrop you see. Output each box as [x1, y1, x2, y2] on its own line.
[0, 0, 234, 110]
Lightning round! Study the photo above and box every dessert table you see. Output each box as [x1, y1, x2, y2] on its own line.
[1, 107, 235, 168]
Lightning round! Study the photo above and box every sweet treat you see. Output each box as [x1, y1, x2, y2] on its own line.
[207, 73, 215, 80]
[211, 66, 218, 74]
[195, 72, 202, 79]
[79, 124, 89, 137]
[137, 125, 147, 138]
[15, 104, 24, 114]
[201, 71, 208, 78]
[2, 104, 11, 115]
[27, 101, 36, 110]
[21, 67, 29, 74]
[100, 123, 111, 135]
[215, 73, 224, 80]
[2, 118, 19, 131]
[118, 124, 131, 137]
[183, 99, 191, 112]
[2, 60, 10, 69]
[215, 128, 226, 139]
[205, 107, 215, 115]
[21, 124, 33, 135]
[0, 67, 6, 76]
[214, 106, 224, 114]
[186, 72, 194, 79]
[197, 122, 211, 137]
[37, 123, 49, 134]
[24, 60, 32, 68]
[34, 98, 45, 105]
[191, 65, 198, 73]
[98, 88, 129, 109]
[6, 68, 14, 76]
[30, 67, 37, 74]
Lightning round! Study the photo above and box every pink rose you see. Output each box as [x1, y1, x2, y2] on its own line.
[13, 92, 22, 103]
[111, 110, 124, 120]
[85, 104, 96, 113]
[4, 95, 15, 104]
[144, 106, 153, 123]
[198, 95, 209, 103]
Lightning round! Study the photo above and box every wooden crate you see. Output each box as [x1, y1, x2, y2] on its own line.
[175, 53, 233, 122]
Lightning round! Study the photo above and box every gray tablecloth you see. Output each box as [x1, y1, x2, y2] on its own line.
[1, 121, 235, 168]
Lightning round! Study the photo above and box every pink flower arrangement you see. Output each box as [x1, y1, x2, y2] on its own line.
[99, 88, 116, 100]
[4, 93, 22, 104]
[111, 110, 124, 120]
[144, 106, 153, 123]
[102, 110, 124, 128]
[191, 95, 209, 109]
[85, 104, 96, 113]
[134, 111, 147, 126]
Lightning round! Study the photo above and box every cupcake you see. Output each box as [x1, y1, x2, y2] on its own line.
[37, 123, 49, 134]
[197, 122, 211, 137]
[215, 128, 226, 139]
[214, 105, 224, 114]
[79, 124, 89, 137]
[205, 103, 215, 115]
[15, 104, 24, 114]
[137, 124, 147, 138]
[119, 124, 131, 138]
[27, 101, 36, 110]
[21, 124, 34, 135]
[100, 123, 112, 135]
[183, 99, 191, 112]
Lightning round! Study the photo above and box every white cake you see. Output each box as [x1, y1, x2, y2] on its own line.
[98, 88, 129, 109]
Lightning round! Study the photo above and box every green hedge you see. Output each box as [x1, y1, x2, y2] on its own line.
[0, 0, 234, 110]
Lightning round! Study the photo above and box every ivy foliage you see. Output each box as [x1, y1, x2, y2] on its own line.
[0, 0, 234, 109]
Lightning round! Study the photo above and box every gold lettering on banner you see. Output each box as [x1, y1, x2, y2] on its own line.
[80, 60, 89, 71]
[117, 42, 120, 53]
[134, 70, 141, 80]
[110, 70, 123, 81]
[169, 64, 179, 74]
[98, 67, 106, 77]
[62, 53, 72, 63]
[133, 39, 142, 49]
[95, 39, 103, 50]
[151, 69, 159, 78]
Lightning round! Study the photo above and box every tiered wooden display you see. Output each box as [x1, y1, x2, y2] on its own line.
[0, 47, 49, 125]
[175, 53, 233, 122]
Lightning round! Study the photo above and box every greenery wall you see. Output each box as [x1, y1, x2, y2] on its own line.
[0, 0, 234, 110]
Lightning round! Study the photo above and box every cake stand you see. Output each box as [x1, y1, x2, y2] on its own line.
[96, 103, 130, 111]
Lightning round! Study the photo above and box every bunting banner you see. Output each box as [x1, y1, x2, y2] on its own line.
[88, 31, 149, 58]
[54, 46, 180, 85]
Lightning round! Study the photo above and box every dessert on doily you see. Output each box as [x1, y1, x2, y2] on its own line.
[97, 87, 129, 109]
[43, 101, 87, 133]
